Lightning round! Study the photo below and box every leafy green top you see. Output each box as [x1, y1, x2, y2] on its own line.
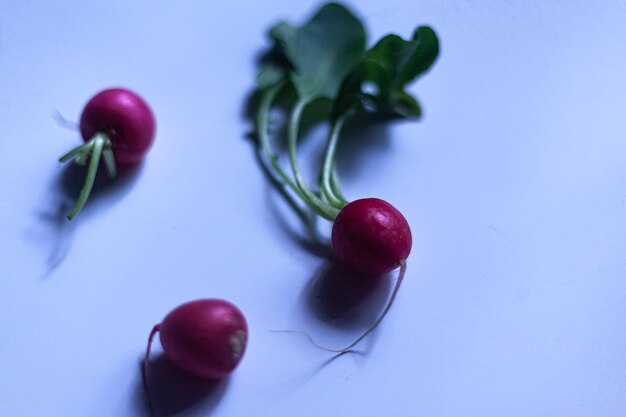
[258, 3, 438, 119]
[269, 3, 366, 101]
[252, 2, 439, 222]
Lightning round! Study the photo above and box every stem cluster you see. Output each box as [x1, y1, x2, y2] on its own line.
[255, 84, 349, 223]
[58, 133, 117, 220]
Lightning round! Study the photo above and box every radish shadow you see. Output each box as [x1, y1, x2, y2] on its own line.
[264, 350, 360, 399]
[30, 161, 143, 278]
[58, 159, 143, 208]
[303, 259, 392, 330]
[264, 186, 334, 260]
[333, 112, 393, 184]
[135, 354, 229, 417]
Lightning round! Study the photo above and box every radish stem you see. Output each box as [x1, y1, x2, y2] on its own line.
[320, 115, 348, 208]
[256, 82, 306, 200]
[287, 98, 339, 220]
[58, 141, 93, 163]
[102, 148, 117, 178]
[142, 324, 160, 417]
[66, 133, 111, 220]
[330, 169, 347, 203]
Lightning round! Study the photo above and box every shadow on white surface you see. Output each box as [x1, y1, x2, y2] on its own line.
[57, 160, 144, 213]
[264, 349, 362, 402]
[32, 199, 78, 278]
[304, 259, 392, 330]
[264, 187, 335, 259]
[27, 161, 144, 279]
[135, 354, 229, 417]
[334, 112, 394, 183]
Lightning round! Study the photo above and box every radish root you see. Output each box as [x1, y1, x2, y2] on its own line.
[142, 324, 161, 417]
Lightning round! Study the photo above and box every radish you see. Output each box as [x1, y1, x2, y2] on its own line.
[58, 88, 156, 220]
[251, 3, 438, 352]
[332, 198, 412, 276]
[144, 299, 248, 378]
[277, 198, 410, 353]
[143, 299, 248, 414]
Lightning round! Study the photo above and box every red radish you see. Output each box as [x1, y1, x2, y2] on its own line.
[59, 88, 156, 220]
[143, 299, 247, 415]
[79, 88, 156, 165]
[251, 4, 438, 353]
[332, 198, 412, 275]
[259, 196, 413, 352]
[275, 198, 412, 353]
[145, 299, 248, 378]
[315, 198, 410, 352]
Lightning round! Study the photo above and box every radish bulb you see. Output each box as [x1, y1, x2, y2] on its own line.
[58, 88, 156, 220]
[143, 299, 247, 415]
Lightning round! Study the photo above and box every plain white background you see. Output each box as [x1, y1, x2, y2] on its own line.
[1, 1, 626, 416]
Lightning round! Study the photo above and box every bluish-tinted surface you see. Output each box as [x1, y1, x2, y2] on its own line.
[1, 1, 625, 416]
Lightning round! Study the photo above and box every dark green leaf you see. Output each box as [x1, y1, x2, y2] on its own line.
[257, 61, 287, 89]
[334, 25, 439, 119]
[268, 3, 366, 101]
[396, 26, 440, 87]
[390, 91, 422, 118]
[332, 64, 366, 117]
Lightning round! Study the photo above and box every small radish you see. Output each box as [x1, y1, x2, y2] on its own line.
[287, 198, 410, 353]
[144, 299, 248, 378]
[143, 299, 248, 415]
[316, 198, 411, 351]
[58, 88, 156, 220]
[272, 198, 412, 353]
[332, 198, 412, 276]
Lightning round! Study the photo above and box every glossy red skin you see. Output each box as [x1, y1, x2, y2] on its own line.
[159, 299, 248, 379]
[332, 198, 412, 275]
[80, 88, 156, 165]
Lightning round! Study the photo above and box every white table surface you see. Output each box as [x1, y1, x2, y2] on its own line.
[1, 1, 625, 416]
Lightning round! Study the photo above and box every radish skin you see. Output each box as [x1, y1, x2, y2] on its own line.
[275, 199, 412, 353]
[143, 299, 248, 415]
[79, 88, 156, 165]
[59, 88, 156, 219]
[332, 198, 412, 275]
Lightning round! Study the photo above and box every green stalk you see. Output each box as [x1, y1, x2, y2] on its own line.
[330, 169, 347, 203]
[256, 82, 307, 201]
[255, 83, 338, 227]
[320, 114, 348, 209]
[62, 133, 115, 220]
[102, 148, 117, 178]
[287, 98, 339, 220]
[255, 84, 317, 227]
[59, 141, 93, 163]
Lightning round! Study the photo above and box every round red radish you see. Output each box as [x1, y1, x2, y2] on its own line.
[146, 299, 248, 380]
[80, 88, 156, 165]
[332, 198, 412, 275]
[59, 87, 156, 220]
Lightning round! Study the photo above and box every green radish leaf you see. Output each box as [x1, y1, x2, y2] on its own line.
[335, 25, 439, 119]
[390, 91, 422, 118]
[396, 26, 440, 88]
[268, 3, 366, 101]
[257, 61, 287, 89]
[249, 2, 441, 233]
[255, 43, 292, 90]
